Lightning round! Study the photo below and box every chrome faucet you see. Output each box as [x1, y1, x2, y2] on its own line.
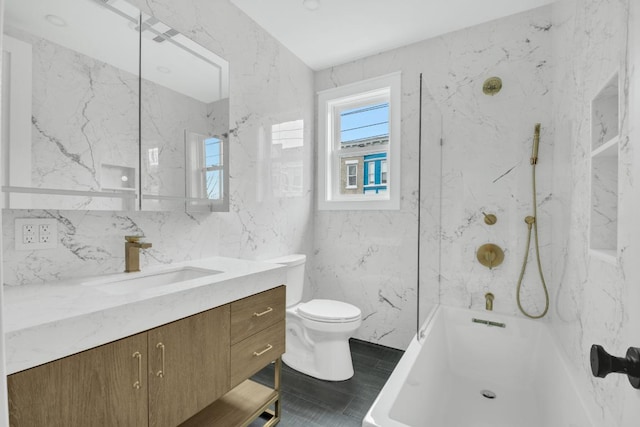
[485, 292, 495, 311]
[124, 236, 152, 273]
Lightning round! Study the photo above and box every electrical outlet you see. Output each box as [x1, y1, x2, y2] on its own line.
[39, 224, 52, 243]
[15, 218, 58, 250]
[23, 225, 36, 244]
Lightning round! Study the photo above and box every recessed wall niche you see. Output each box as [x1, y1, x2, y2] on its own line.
[589, 72, 619, 262]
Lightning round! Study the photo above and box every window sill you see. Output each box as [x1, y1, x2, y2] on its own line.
[318, 197, 399, 211]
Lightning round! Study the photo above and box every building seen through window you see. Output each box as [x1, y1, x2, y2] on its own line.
[339, 102, 389, 194]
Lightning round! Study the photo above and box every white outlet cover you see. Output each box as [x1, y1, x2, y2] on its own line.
[15, 218, 58, 250]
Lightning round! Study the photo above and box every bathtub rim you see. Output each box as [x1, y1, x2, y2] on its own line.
[362, 303, 599, 427]
[362, 304, 440, 427]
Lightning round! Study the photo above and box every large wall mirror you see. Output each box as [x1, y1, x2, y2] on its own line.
[1, 0, 229, 212]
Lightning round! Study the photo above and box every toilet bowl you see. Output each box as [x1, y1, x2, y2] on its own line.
[267, 254, 362, 381]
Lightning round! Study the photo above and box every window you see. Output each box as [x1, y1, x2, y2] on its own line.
[363, 153, 387, 194]
[346, 160, 358, 189]
[381, 160, 388, 184]
[204, 137, 222, 200]
[317, 72, 401, 210]
[185, 131, 228, 211]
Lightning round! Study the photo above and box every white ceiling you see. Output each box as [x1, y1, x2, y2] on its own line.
[230, 0, 556, 70]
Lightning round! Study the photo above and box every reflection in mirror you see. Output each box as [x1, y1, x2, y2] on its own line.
[2, 0, 230, 212]
[139, 12, 229, 212]
[2, 0, 141, 210]
[271, 120, 304, 198]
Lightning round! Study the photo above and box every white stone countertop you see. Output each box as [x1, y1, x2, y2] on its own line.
[3, 256, 286, 375]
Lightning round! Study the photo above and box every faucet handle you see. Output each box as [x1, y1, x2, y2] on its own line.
[125, 235, 143, 243]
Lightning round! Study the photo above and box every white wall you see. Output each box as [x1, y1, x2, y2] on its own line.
[314, 0, 640, 424]
[2, 1, 639, 425]
[1, 0, 315, 286]
[313, 6, 554, 350]
[550, 0, 640, 425]
[0, 0, 10, 423]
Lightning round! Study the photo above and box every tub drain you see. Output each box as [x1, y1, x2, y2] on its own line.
[481, 389, 496, 399]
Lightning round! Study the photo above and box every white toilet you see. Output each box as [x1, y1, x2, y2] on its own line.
[267, 254, 362, 381]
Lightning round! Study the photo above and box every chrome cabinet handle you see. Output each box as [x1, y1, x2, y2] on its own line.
[253, 344, 273, 357]
[132, 351, 142, 389]
[156, 342, 165, 378]
[253, 307, 273, 317]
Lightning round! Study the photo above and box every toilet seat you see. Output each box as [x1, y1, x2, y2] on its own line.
[297, 299, 361, 323]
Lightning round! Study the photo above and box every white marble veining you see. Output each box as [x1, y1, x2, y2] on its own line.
[2, 1, 639, 424]
[3, 256, 285, 374]
[140, 77, 215, 209]
[4, 26, 139, 210]
[549, 0, 640, 425]
[313, 6, 554, 350]
[2, 0, 314, 286]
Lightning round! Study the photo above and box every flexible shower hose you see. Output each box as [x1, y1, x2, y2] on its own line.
[516, 127, 550, 319]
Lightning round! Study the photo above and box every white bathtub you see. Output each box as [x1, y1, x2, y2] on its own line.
[363, 305, 595, 427]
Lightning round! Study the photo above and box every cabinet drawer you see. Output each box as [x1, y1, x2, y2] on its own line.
[230, 286, 285, 344]
[230, 320, 285, 388]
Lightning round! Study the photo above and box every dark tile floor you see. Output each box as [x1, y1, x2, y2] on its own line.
[250, 339, 404, 427]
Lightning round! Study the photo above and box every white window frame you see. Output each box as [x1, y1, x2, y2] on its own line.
[345, 160, 358, 189]
[317, 72, 401, 210]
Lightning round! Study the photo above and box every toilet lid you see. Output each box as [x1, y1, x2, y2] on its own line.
[297, 299, 361, 322]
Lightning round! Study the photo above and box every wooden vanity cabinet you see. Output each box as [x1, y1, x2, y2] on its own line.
[181, 285, 285, 427]
[148, 305, 230, 427]
[8, 286, 285, 427]
[8, 333, 148, 427]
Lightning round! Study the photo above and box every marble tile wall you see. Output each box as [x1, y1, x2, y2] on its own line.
[4, 26, 139, 210]
[3, 3, 639, 424]
[139, 78, 217, 210]
[549, 0, 640, 425]
[2, 0, 314, 286]
[314, 6, 554, 350]
[5, 25, 221, 211]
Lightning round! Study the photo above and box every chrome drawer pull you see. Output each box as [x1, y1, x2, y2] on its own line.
[253, 307, 273, 317]
[253, 344, 273, 357]
[132, 351, 142, 389]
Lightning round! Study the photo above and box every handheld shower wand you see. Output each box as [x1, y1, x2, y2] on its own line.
[516, 123, 549, 319]
[530, 123, 540, 165]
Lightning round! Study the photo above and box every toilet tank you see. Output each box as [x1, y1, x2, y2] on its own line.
[266, 254, 306, 307]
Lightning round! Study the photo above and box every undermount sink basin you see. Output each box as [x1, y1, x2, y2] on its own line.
[83, 267, 222, 295]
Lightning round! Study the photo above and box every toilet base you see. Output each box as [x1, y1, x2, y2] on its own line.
[283, 336, 355, 381]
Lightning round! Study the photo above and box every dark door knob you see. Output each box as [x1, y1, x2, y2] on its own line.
[590, 344, 640, 389]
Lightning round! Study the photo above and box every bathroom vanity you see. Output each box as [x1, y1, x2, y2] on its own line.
[3, 257, 286, 427]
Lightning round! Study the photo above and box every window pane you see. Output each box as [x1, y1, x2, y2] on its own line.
[340, 102, 389, 148]
[206, 170, 221, 199]
[347, 163, 357, 187]
[381, 160, 388, 184]
[368, 161, 375, 184]
[205, 137, 221, 167]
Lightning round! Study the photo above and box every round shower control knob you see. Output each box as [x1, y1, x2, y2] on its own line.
[590, 344, 640, 389]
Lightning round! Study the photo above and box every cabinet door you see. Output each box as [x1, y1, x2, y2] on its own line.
[148, 305, 230, 427]
[8, 333, 148, 427]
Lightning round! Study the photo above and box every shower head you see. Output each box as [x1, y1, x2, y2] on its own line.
[531, 123, 541, 165]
